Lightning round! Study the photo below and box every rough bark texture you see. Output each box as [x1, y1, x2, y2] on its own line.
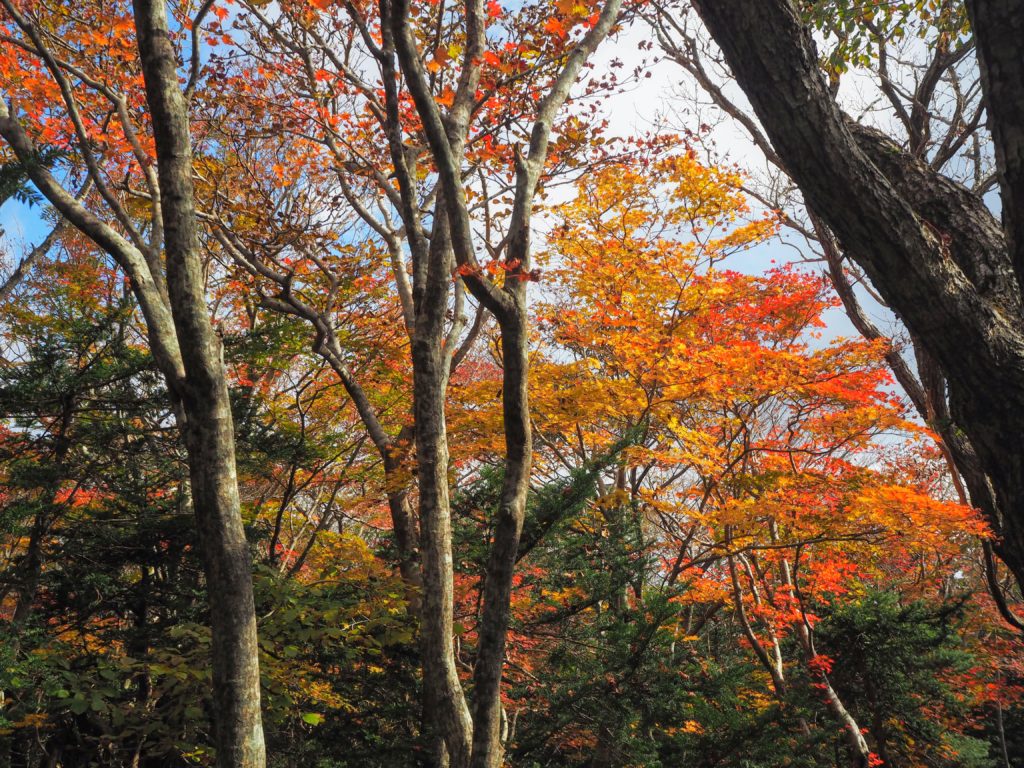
[133, 2, 266, 765]
[690, 0, 1024, 592]
[1, 3, 266, 762]
[1, 22, 267, 768]
[468, 299, 532, 768]
[965, 0, 1024, 294]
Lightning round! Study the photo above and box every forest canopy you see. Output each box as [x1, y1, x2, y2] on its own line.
[1, 0, 1022, 766]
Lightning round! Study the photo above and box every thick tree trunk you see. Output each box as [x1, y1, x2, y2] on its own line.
[0, 6, 265, 764]
[412, 350, 473, 766]
[965, 0, 1024, 293]
[690, 0, 1024, 594]
[133, 2, 266, 766]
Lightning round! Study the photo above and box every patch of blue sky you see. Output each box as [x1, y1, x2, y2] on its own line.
[1, 198, 48, 266]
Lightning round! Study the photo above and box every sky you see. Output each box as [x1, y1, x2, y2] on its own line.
[583, 22, 868, 344]
[0, 198, 38, 255]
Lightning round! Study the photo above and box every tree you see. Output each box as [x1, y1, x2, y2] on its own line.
[383, 0, 626, 760]
[0, 237, 419, 766]
[669, 0, 1024, 606]
[4, 1, 1023, 762]
[213, 0, 628, 762]
[0, 0, 265, 762]
[817, 591, 997, 767]
[443, 148, 1010, 768]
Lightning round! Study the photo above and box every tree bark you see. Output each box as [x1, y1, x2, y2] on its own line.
[0, 4, 266, 762]
[133, 2, 266, 765]
[385, 0, 623, 761]
[778, 550, 871, 768]
[689, 0, 1024, 593]
[469, 305, 532, 768]
[965, 0, 1024, 294]
[410, 190, 474, 767]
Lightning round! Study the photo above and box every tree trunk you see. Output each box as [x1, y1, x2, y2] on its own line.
[690, 0, 1024, 594]
[385, 0, 623, 761]
[469, 307, 532, 768]
[965, 0, 1024, 293]
[411, 193, 474, 767]
[133, 2, 265, 765]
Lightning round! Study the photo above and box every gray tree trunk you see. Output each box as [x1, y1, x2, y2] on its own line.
[0, 4, 266, 760]
[133, 2, 266, 765]
[385, 0, 625, 761]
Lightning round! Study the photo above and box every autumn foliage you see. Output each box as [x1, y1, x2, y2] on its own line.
[0, 0, 1021, 766]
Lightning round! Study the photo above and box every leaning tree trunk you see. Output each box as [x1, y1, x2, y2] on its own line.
[133, 2, 266, 765]
[690, 0, 1024, 594]
[776, 545, 871, 768]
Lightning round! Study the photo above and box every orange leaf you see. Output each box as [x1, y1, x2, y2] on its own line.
[543, 17, 566, 38]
